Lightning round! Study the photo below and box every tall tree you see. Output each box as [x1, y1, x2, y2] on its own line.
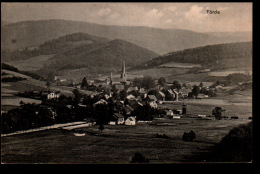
[81, 77, 88, 89]
[192, 85, 200, 98]
[158, 77, 166, 86]
[172, 80, 181, 90]
[46, 81, 50, 90]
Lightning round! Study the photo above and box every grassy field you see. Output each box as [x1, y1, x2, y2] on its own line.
[5, 55, 54, 71]
[1, 119, 251, 163]
[159, 62, 201, 68]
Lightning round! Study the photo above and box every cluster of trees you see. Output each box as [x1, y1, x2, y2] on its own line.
[1, 103, 55, 133]
[133, 76, 156, 90]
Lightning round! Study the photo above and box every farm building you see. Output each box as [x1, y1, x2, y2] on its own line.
[158, 91, 166, 101]
[125, 116, 136, 125]
[111, 113, 125, 125]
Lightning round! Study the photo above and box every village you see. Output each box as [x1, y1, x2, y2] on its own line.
[1, 61, 230, 135]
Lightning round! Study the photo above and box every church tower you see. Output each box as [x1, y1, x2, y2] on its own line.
[121, 61, 127, 82]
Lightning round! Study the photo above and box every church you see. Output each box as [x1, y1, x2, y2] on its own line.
[106, 60, 131, 86]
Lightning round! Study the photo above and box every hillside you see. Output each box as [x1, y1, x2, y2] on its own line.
[36, 39, 159, 77]
[132, 42, 252, 71]
[1, 19, 252, 54]
[1, 32, 110, 62]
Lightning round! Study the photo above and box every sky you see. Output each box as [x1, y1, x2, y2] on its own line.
[1, 2, 252, 32]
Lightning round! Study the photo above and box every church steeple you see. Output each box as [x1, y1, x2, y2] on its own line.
[121, 61, 127, 82]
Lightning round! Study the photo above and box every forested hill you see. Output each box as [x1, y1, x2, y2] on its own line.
[1, 19, 252, 54]
[132, 42, 252, 70]
[1, 32, 110, 62]
[37, 39, 159, 76]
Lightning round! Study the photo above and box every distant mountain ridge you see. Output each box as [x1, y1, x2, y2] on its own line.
[1, 19, 252, 54]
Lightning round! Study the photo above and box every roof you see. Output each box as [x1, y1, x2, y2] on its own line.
[127, 86, 138, 92]
[115, 84, 125, 90]
[125, 105, 134, 111]
[147, 95, 157, 101]
[158, 91, 165, 97]
[113, 113, 124, 118]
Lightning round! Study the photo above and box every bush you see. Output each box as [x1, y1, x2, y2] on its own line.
[130, 152, 150, 163]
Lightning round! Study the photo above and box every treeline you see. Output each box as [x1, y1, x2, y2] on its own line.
[1, 63, 45, 81]
[133, 42, 252, 69]
[1, 76, 26, 82]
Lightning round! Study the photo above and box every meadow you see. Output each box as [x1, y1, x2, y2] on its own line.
[1, 118, 251, 163]
[5, 55, 54, 71]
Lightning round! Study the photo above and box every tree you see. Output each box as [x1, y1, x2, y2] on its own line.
[72, 89, 82, 104]
[98, 124, 105, 136]
[133, 76, 155, 90]
[46, 81, 51, 89]
[81, 77, 88, 89]
[199, 82, 204, 88]
[142, 76, 156, 90]
[172, 80, 181, 90]
[212, 107, 224, 120]
[158, 77, 166, 86]
[192, 85, 200, 98]
[119, 90, 127, 101]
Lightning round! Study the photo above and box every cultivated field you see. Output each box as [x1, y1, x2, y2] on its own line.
[1, 118, 251, 163]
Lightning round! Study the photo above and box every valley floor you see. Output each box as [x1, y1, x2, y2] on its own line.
[1, 118, 251, 164]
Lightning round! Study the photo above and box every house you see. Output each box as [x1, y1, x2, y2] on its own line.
[168, 89, 176, 99]
[146, 95, 157, 101]
[93, 99, 108, 106]
[172, 90, 179, 101]
[126, 99, 143, 110]
[179, 88, 190, 98]
[158, 91, 166, 101]
[126, 94, 136, 100]
[114, 84, 125, 91]
[125, 116, 136, 125]
[47, 91, 60, 100]
[127, 86, 138, 92]
[123, 105, 135, 116]
[165, 110, 174, 116]
[149, 101, 158, 109]
[197, 94, 205, 99]
[111, 113, 125, 125]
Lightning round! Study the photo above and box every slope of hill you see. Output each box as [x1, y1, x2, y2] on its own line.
[37, 39, 159, 77]
[1, 19, 252, 54]
[1, 32, 110, 62]
[132, 42, 252, 71]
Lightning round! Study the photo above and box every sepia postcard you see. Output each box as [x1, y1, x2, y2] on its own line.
[1, 2, 252, 164]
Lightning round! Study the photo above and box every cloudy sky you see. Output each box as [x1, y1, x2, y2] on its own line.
[1, 3, 252, 32]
